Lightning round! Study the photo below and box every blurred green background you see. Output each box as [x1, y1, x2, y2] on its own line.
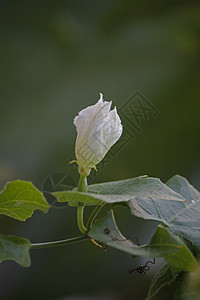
[0, 0, 200, 299]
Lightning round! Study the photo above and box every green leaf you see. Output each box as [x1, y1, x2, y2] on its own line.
[54, 174, 200, 271]
[53, 190, 102, 206]
[181, 266, 200, 300]
[129, 175, 200, 253]
[148, 263, 200, 300]
[164, 238, 198, 275]
[166, 175, 200, 254]
[54, 176, 183, 207]
[0, 234, 31, 267]
[0, 180, 49, 221]
[147, 263, 182, 300]
[88, 210, 181, 258]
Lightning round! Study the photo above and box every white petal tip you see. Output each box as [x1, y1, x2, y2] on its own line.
[99, 93, 103, 101]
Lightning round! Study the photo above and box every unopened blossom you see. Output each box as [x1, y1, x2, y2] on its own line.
[73, 93, 123, 177]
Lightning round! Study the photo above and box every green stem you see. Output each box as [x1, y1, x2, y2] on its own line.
[77, 205, 87, 234]
[77, 175, 88, 192]
[86, 203, 106, 232]
[31, 235, 88, 249]
[77, 175, 88, 234]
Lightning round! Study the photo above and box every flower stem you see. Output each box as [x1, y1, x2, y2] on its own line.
[77, 175, 88, 234]
[77, 205, 87, 234]
[77, 175, 88, 192]
[31, 235, 88, 249]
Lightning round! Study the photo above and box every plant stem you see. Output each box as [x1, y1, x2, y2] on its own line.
[86, 203, 106, 232]
[77, 205, 87, 234]
[77, 175, 88, 234]
[31, 235, 88, 249]
[77, 175, 88, 192]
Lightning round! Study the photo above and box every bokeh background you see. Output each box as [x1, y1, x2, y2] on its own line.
[0, 0, 200, 299]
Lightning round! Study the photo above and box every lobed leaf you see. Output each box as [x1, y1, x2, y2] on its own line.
[88, 204, 198, 276]
[148, 262, 200, 300]
[180, 266, 200, 300]
[0, 180, 49, 221]
[88, 210, 181, 258]
[54, 175, 200, 273]
[54, 176, 184, 207]
[0, 234, 31, 267]
[129, 175, 200, 253]
[166, 175, 200, 254]
[147, 263, 182, 300]
[164, 238, 198, 275]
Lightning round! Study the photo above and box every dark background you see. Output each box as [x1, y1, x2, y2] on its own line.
[0, 0, 200, 299]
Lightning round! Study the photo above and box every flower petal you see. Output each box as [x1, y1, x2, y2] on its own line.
[74, 93, 123, 176]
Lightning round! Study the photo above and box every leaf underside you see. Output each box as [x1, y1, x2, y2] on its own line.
[88, 210, 197, 273]
[88, 210, 181, 258]
[129, 175, 200, 253]
[2, 175, 197, 274]
[54, 174, 200, 258]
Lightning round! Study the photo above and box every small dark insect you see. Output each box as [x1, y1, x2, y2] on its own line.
[103, 228, 128, 242]
[128, 259, 156, 276]
[104, 228, 110, 235]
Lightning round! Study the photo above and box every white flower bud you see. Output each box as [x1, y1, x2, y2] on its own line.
[73, 93, 123, 177]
